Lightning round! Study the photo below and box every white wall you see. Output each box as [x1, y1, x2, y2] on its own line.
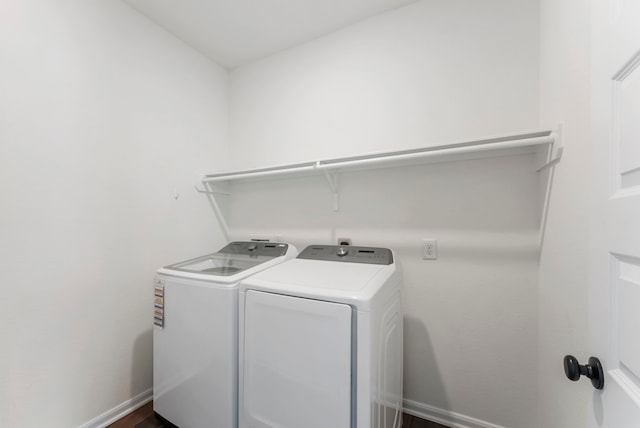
[0, 1, 228, 426]
[0, 1, 567, 427]
[230, 0, 539, 170]
[228, 1, 541, 427]
[228, 155, 540, 428]
[537, 0, 592, 427]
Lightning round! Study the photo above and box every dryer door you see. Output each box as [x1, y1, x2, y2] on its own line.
[242, 290, 352, 428]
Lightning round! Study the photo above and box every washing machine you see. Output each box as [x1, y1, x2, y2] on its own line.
[238, 244, 403, 428]
[153, 241, 298, 428]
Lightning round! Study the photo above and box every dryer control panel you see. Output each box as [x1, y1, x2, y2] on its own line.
[297, 245, 393, 265]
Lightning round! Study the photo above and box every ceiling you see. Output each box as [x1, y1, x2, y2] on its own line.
[122, 0, 419, 69]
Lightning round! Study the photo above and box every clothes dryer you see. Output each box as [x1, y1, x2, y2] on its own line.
[238, 245, 403, 428]
[153, 241, 297, 428]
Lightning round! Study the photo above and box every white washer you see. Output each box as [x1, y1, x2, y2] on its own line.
[238, 245, 403, 428]
[153, 241, 297, 428]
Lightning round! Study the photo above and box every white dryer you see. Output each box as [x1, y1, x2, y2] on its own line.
[238, 245, 403, 428]
[153, 241, 297, 428]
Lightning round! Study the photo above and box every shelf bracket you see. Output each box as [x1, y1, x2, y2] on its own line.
[193, 173, 230, 195]
[537, 125, 563, 172]
[319, 163, 340, 212]
[193, 173, 230, 241]
[537, 124, 564, 251]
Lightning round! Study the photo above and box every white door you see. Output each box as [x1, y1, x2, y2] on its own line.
[241, 290, 352, 428]
[589, 0, 640, 426]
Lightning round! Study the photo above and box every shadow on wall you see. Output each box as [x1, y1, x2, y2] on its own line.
[132, 328, 154, 398]
[403, 316, 449, 417]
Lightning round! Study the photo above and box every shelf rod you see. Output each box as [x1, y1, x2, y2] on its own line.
[201, 134, 554, 184]
[202, 164, 317, 183]
[314, 135, 553, 171]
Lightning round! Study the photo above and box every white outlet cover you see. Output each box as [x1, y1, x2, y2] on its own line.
[422, 239, 437, 260]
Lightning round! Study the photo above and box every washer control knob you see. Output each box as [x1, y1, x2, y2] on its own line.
[337, 247, 349, 257]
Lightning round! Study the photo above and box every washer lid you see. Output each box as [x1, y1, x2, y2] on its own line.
[165, 253, 267, 276]
[159, 242, 294, 281]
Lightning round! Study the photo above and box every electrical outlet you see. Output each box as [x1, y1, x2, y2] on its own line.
[422, 239, 437, 260]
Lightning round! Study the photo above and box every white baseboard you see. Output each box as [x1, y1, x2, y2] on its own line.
[79, 392, 501, 428]
[403, 398, 506, 428]
[78, 388, 153, 428]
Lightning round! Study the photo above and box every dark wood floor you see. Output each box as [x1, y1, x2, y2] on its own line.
[401, 412, 449, 428]
[108, 402, 448, 427]
[108, 402, 165, 428]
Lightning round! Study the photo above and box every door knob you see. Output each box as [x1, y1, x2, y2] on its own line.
[563, 355, 604, 390]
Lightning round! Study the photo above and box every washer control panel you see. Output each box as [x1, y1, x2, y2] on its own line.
[297, 245, 393, 265]
[219, 241, 289, 257]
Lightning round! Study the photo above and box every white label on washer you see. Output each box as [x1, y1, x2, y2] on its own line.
[154, 279, 164, 328]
